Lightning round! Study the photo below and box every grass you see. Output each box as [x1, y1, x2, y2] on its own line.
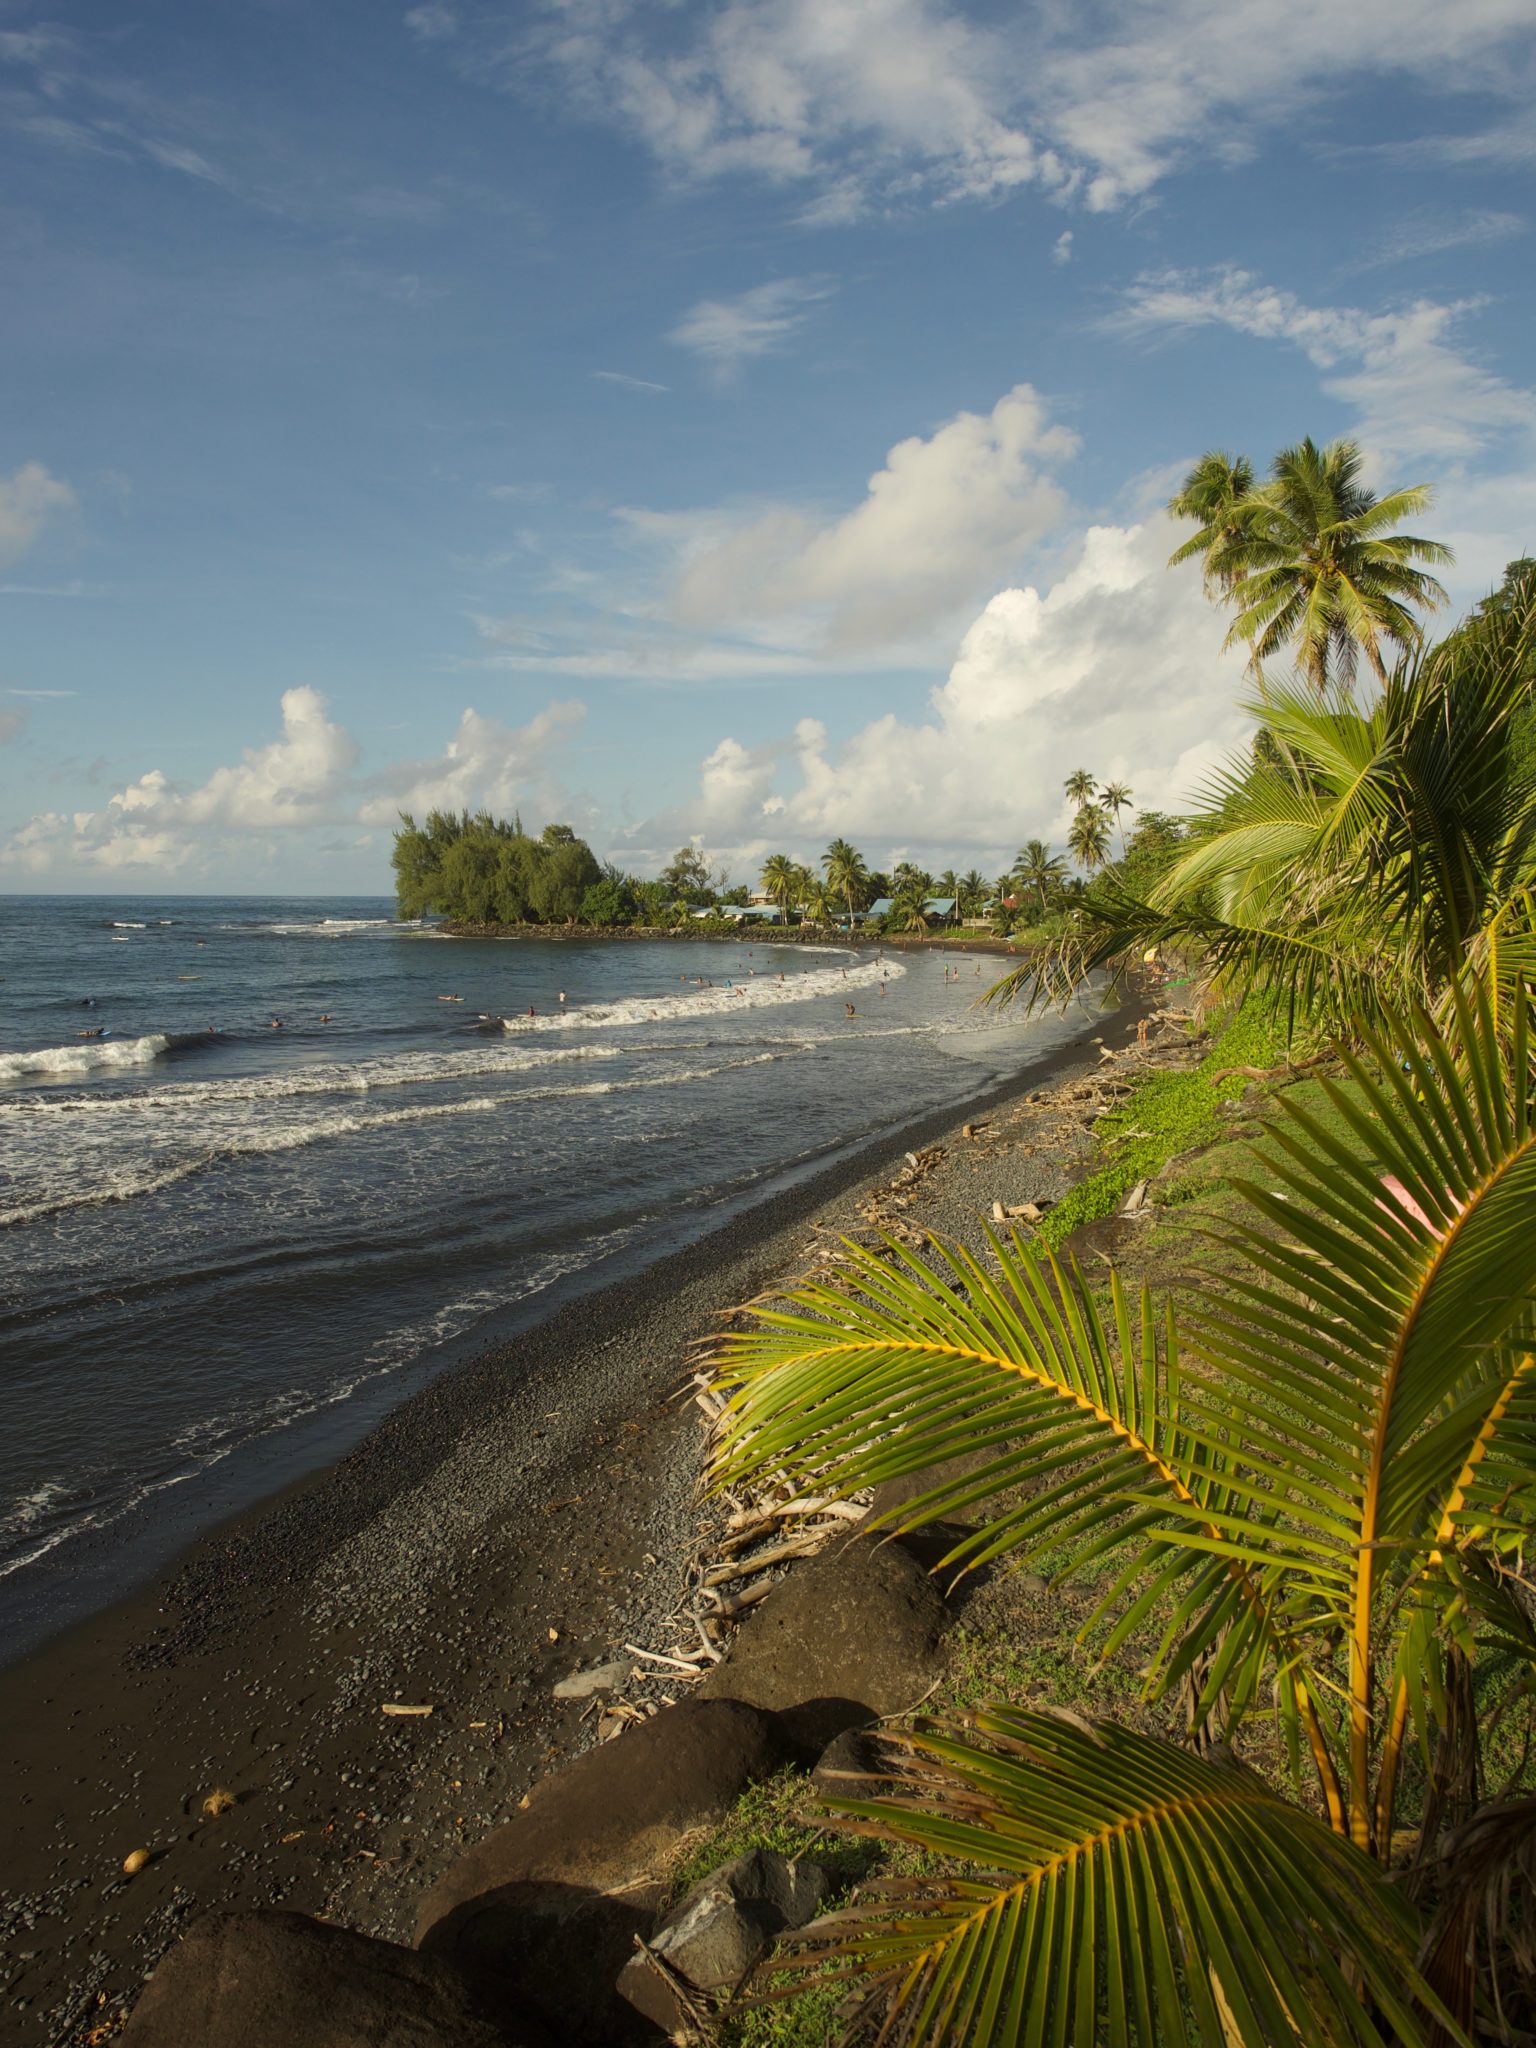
[1035, 999, 1290, 1247]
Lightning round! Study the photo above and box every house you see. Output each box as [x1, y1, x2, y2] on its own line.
[923, 897, 958, 925]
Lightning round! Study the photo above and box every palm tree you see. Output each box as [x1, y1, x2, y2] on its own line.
[758, 851, 797, 926]
[935, 868, 959, 899]
[1063, 767, 1097, 807]
[1012, 838, 1065, 915]
[1225, 437, 1451, 691]
[822, 838, 870, 932]
[1100, 779, 1134, 855]
[956, 869, 987, 918]
[1166, 448, 1256, 593]
[1067, 804, 1110, 873]
[801, 876, 833, 925]
[708, 988, 1536, 2045]
[1009, 578, 1536, 1031]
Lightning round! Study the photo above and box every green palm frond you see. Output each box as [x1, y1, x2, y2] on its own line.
[781, 1711, 1460, 2048]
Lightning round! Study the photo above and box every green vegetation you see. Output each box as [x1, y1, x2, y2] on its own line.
[1167, 434, 1451, 689]
[694, 524, 1536, 2042]
[1034, 999, 1286, 1246]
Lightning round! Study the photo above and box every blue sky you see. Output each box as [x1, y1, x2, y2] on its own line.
[1, 0, 1532, 894]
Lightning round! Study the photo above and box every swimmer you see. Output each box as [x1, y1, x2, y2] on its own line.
[527, 1004, 536, 1017]
[558, 990, 566, 1004]
[319, 1012, 332, 1024]
[270, 1016, 284, 1029]
[845, 1001, 857, 1017]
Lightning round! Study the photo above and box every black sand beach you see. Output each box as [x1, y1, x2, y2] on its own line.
[1, 995, 1154, 2044]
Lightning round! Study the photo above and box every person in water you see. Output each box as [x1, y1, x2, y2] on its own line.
[845, 1001, 857, 1017]
[270, 1016, 284, 1029]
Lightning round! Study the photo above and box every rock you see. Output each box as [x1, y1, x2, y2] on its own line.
[869, 1446, 1001, 1535]
[698, 1534, 947, 1748]
[118, 1909, 541, 2048]
[415, 1700, 796, 2044]
[811, 1725, 892, 1803]
[616, 1849, 829, 2033]
[552, 1659, 628, 1699]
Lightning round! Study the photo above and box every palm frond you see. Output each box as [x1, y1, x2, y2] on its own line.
[779, 1711, 1461, 2048]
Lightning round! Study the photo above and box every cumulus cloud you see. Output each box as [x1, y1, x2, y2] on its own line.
[4, 689, 587, 878]
[1117, 268, 1536, 464]
[0, 462, 74, 565]
[669, 279, 830, 378]
[1051, 230, 1074, 266]
[625, 518, 1246, 873]
[359, 700, 585, 822]
[652, 383, 1077, 654]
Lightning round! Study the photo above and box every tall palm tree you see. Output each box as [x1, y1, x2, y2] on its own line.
[1100, 780, 1134, 855]
[1012, 838, 1065, 914]
[1067, 804, 1110, 873]
[1011, 578, 1536, 1030]
[935, 868, 959, 899]
[801, 875, 833, 925]
[956, 869, 987, 918]
[1063, 767, 1097, 807]
[822, 838, 870, 931]
[758, 851, 797, 926]
[1166, 448, 1256, 593]
[1225, 436, 1451, 690]
[708, 988, 1536, 2045]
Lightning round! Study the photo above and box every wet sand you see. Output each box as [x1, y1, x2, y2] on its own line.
[0, 996, 1155, 2044]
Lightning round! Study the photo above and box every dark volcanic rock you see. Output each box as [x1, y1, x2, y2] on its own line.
[616, 1848, 829, 2034]
[698, 1533, 947, 1741]
[811, 1724, 895, 1803]
[118, 1908, 541, 2048]
[414, 1698, 797, 2043]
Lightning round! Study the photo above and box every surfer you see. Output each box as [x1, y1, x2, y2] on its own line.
[76, 1026, 104, 1039]
[845, 1001, 857, 1018]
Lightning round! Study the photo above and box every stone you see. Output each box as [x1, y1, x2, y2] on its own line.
[414, 1699, 797, 2044]
[698, 1533, 947, 1749]
[869, 1446, 1002, 1532]
[118, 1909, 542, 2048]
[552, 1659, 628, 1699]
[811, 1725, 892, 1804]
[616, 1849, 829, 2033]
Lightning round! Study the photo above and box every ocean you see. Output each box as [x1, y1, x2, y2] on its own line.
[0, 895, 1095, 1661]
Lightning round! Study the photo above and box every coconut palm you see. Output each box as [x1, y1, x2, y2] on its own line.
[1223, 437, 1451, 691]
[758, 851, 798, 926]
[1067, 803, 1110, 873]
[1063, 766, 1097, 807]
[1167, 448, 1257, 593]
[708, 986, 1536, 2045]
[1012, 838, 1065, 915]
[956, 869, 987, 918]
[822, 838, 870, 931]
[801, 876, 834, 925]
[1011, 576, 1536, 1030]
[1101, 779, 1134, 855]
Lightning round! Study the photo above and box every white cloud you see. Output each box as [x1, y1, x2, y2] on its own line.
[658, 383, 1078, 652]
[1051, 230, 1073, 266]
[0, 462, 74, 565]
[1356, 209, 1526, 271]
[404, 4, 459, 42]
[465, 0, 1534, 220]
[626, 518, 1246, 871]
[1117, 268, 1536, 464]
[669, 278, 830, 378]
[3, 689, 587, 878]
[359, 700, 585, 822]
[593, 370, 669, 394]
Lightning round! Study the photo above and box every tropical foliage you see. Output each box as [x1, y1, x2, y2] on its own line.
[1168, 436, 1452, 690]
[392, 810, 602, 923]
[1008, 564, 1536, 1030]
[708, 987, 1536, 2044]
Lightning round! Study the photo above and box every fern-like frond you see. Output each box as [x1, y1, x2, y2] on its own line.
[778, 1711, 1461, 2048]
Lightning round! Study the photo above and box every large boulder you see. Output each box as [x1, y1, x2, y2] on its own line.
[414, 1699, 797, 2044]
[119, 1909, 542, 2048]
[616, 1849, 829, 2035]
[697, 1533, 947, 1746]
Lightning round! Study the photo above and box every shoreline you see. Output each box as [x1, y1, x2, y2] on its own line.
[437, 921, 1032, 956]
[1, 992, 1150, 2045]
